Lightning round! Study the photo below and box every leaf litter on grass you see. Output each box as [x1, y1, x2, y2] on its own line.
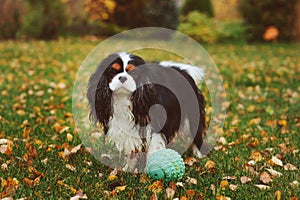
[0, 41, 299, 199]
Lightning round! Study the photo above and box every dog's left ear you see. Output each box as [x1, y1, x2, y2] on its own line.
[87, 54, 118, 133]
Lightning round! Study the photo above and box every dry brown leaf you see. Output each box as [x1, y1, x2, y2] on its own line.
[290, 181, 299, 187]
[186, 177, 197, 185]
[254, 184, 270, 190]
[110, 168, 118, 176]
[22, 176, 41, 188]
[247, 137, 259, 148]
[184, 157, 197, 166]
[175, 182, 184, 188]
[271, 156, 283, 166]
[65, 164, 76, 171]
[266, 168, 282, 177]
[260, 171, 272, 184]
[71, 144, 82, 154]
[222, 176, 236, 180]
[229, 184, 238, 191]
[165, 187, 175, 199]
[284, 163, 298, 171]
[70, 189, 88, 200]
[240, 176, 251, 184]
[150, 193, 158, 200]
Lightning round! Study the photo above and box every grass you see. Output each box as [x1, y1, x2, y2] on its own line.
[0, 38, 299, 199]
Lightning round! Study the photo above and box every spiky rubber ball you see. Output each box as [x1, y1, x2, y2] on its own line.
[146, 148, 185, 182]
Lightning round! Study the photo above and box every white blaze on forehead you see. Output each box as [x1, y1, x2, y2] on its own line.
[118, 52, 132, 71]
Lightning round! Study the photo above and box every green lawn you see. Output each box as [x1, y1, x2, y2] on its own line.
[0, 39, 299, 199]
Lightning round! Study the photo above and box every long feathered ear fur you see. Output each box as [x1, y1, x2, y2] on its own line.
[87, 54, 119, 133]
[131, 84, 156, 127]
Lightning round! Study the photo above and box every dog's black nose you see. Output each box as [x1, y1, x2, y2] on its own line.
[118, 76, 127, 84]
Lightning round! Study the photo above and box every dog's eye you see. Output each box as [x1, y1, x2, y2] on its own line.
[126, 64, 135, 71]
[112, 63, 121, 71]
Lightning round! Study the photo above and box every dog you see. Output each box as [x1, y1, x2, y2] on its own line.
[87, 52, 206, 170]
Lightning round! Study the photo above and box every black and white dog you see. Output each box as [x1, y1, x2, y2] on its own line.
[87, 52, 206, 169]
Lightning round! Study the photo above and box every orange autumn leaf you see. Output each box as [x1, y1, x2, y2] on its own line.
[184, 157, 197, 166]
[148, 180, 163, 193]
[205, 160, 216, 169]
[220, 180, 229, 190]
[249, 150, 264, 162]
[186, 189, 195, 198]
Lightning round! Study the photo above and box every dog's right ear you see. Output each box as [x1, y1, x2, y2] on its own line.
[87, 54, 118, 133]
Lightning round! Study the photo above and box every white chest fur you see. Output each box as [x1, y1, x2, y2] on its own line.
[107, 90, 149, 153]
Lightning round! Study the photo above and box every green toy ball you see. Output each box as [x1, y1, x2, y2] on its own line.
[146, 148, 185, 182]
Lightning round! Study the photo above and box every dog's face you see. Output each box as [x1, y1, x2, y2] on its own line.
[107, 52, 145, 93]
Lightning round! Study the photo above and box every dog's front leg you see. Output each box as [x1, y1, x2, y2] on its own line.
[147, 133, 166, 160]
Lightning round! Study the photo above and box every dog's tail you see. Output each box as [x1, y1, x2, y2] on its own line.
[159, 61, 204, 84]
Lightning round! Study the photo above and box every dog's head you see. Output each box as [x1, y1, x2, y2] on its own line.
[87, 52, 155, 132]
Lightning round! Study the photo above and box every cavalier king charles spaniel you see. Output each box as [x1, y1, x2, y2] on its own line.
[87, 52, 206, 170]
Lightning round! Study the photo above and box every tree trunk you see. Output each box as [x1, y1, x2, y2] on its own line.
[294, 0, 300, 41]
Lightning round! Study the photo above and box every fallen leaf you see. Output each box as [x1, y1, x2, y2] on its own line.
[210, 184, 216, 195]
[266, 168, 282, 177]
[284, 163, 298, 171]
[216, 195, 231, 200]
[107, 175, 118, 181]
[22, 176, 41, 188]
[204, 160, 215, 169]
[148, 180, 163, 193]
[254, 184, 270, 190]
[249, 117, 261, 125]
[110, 168, 118, 176]
[220, 180, 229, 190]
[271, 156, 283, 166]
[175, 182, 184, 188]
[240, 176, 251, 184]
[247, 137, 259, 148]
[222, 176, 236, 180]
[260, 171, 272, 184]
[71, 144, 82, 154]
[275, 190, 281, 200]
[229, 184, 238, 191]
[150, 193, 158, 200]
[290, 181, 299, 187]
[115, 185, 126, 193]
[65, 164, 76, 171]
[140, 173, 150, 184]
[186, 189, 195, 198]
[184, 157, 197, 166]
[70, 190, 88, 200]
[67, 133, 73, 142]
[186, 177, 197, 185]
[165, 187, 175, 199]
[249, 150, 263, 162]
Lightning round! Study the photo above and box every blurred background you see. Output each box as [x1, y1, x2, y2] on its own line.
[0, 0, 299, 43]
